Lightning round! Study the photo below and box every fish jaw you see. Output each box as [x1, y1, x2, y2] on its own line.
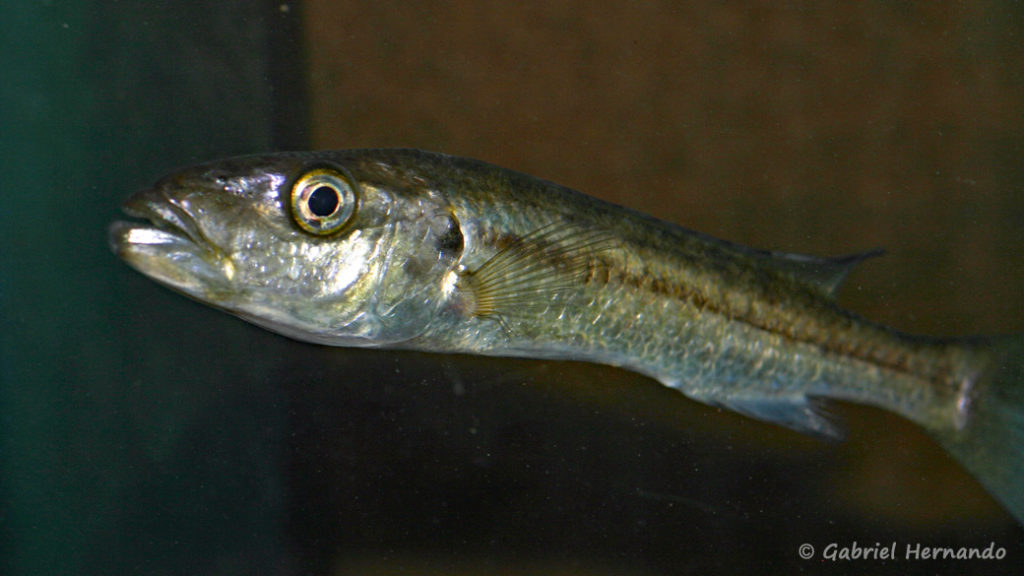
[108, 187, 237, 302]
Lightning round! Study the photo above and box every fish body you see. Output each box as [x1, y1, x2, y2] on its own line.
[109, 149, 1024, 522]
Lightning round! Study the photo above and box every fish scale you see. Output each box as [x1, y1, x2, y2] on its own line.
[109, 148, 1024, 523]
[434, 156, 958, 407]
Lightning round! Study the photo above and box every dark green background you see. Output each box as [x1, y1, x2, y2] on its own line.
[1, 2, 302, 574]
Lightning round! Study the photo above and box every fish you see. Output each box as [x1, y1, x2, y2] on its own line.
[109, 148, 1024, 523]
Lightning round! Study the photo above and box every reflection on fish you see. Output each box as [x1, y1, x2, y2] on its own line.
[109, 149, 1024, 523]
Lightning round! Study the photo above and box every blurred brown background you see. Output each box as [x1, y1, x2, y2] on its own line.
[307, 2, 1024, 329]
[299, 1, 1024, 573]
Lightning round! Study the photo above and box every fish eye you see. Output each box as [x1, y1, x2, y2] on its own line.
[290, 168, 357, 235]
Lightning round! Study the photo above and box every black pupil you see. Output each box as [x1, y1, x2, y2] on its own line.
[308, 186, 340, 217]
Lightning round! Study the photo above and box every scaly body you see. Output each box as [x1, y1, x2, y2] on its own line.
[109, 149, 1024, 522]
[407, 155, 975, 434]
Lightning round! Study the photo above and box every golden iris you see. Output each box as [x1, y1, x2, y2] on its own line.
[290, 168, 357, 235]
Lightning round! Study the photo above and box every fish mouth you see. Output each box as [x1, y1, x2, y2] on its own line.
[109, 188, 235, 299]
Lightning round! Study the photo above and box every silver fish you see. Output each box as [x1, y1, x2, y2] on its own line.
[109, 149, 1024, 522]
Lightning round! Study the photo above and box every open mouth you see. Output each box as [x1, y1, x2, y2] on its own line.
[109, 188, 234, 298]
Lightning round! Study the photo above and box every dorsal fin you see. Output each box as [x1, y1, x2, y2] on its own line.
[757, 248, 884, 297]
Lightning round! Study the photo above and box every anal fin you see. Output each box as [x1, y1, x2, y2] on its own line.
[711, 395, 843, 439]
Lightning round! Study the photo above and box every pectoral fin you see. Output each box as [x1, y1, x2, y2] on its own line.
[457, 222, 615, 323]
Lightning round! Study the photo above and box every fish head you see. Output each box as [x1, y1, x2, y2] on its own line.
[109, 151, 464, 347]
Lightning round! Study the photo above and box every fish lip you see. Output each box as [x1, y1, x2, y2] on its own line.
[109, 187, 234, 297]
[118, 187, 211, 249]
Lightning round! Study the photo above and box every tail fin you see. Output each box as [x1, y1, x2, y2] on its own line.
[930, 336, 1024, 523]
